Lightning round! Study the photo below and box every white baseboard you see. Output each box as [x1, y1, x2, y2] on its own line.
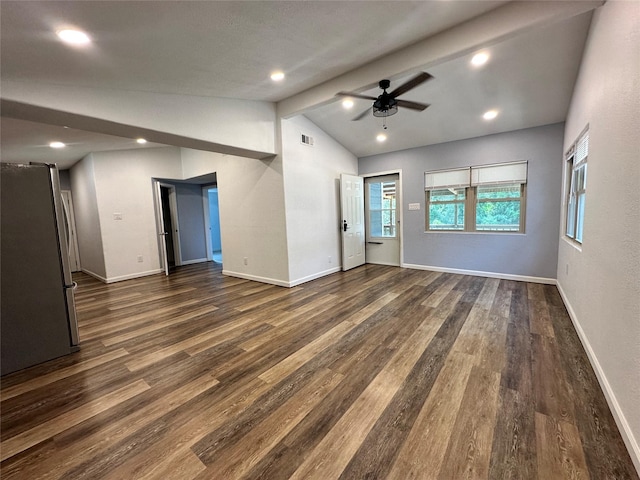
[81, 268, 164, 284]
[289, 266, 341, 287]
[80, 268, 108, 283]
[181, 258, 209, 266]
[222, 270, 290, 288]
[105, 269, 164, 284]
[556, 282, 640, 475]
[223, 267, 341, 288]
[367, 261, 401, 267]
[402, 263, 557, 285]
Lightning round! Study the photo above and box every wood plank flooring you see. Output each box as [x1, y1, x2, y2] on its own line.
[1, 262, 637, 479]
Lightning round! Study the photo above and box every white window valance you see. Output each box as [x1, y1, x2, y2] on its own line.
[471, 161, 528, 186]
[424, 167, 470, 190]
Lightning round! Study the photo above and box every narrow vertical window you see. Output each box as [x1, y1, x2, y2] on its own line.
[565, 128, 588, 243]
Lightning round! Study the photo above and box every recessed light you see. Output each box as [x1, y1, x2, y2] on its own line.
[342, 99, 354, 109]
[57, 29, 91, 45]
[270, 71, 285, 82]
[50, 141, 66, 149]
[376, 133, 387, 142]
[136, 138, 147, 144]
[471, 52, 489, 67]
[483, 109, 498, 120]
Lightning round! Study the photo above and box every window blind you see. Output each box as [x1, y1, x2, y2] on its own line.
[471, 161, 528, 186]
[575, 131, 589, 165]
[424, 167, 470, 190]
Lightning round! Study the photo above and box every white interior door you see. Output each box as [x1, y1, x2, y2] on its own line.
[340, 173, 365, 271]
[364, 174, 400, 266]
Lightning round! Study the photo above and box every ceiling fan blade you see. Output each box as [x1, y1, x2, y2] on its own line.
[396, 99, 430, 111]
[336, 91, 378, 101]
[389, 72, 433, 98]
[352, 107, 371, 121]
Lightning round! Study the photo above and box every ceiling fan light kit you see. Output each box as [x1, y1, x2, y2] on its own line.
[336, 72, 432, 129]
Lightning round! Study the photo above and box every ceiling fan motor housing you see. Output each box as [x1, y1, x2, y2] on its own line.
[336, 72, 431, 121]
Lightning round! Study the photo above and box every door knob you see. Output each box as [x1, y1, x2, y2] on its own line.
[343, 220, 348, 232]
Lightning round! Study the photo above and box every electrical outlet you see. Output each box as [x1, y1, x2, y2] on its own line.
[137, 255, 143, 263]
[328, 256, 332, 264]
[113, 212, 123, 220]
[243, 257, 248, 266]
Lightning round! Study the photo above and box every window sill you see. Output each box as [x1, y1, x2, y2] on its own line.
[424, 230, 525, 236]
[561, 236, 583, 252]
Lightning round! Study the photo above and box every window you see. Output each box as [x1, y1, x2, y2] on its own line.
[475, 184, 525, 232]
[427, 188, 466, 230]
[425, 161, 527, 233]
[368, 180, 397, 237]
[565, 128, 588, 243]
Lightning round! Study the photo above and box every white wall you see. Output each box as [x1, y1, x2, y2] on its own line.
[180, 148, 290, 285]
[557, 0, 640, 470]
[70, 154, 106, 279]
[91, 147, 183, 282]
[281, 115, 358, 285]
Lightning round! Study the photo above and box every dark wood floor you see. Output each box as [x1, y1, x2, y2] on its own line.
[1, 262, 637, 479]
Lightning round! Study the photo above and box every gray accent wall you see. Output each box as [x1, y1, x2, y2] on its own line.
[359, 123, 564, 280]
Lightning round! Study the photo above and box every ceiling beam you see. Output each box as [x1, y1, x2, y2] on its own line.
[0, 100, 276, 161]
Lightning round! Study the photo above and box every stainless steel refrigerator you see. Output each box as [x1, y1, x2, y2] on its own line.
[1, 163, 80, 376]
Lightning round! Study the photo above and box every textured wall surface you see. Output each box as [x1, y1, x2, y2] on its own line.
[557, 0, 640, 470]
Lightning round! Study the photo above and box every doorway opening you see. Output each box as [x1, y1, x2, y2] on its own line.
[202, 185, 222, 264]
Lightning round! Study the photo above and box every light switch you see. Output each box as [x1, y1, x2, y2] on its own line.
[408, 203, 421, 211]
[113, 213, 123, 220]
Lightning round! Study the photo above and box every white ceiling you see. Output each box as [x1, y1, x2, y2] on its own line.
[0, 1, 593, 168]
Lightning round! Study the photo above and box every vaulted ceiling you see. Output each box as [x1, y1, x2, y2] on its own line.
[0, 1, 597, 167]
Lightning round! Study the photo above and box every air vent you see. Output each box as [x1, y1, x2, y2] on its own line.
[301, 134, 314, 146]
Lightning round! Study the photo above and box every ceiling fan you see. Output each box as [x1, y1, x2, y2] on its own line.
[336, 72, 433, 123]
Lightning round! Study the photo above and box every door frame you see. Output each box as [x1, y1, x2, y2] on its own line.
[362, 169, 403, 267]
